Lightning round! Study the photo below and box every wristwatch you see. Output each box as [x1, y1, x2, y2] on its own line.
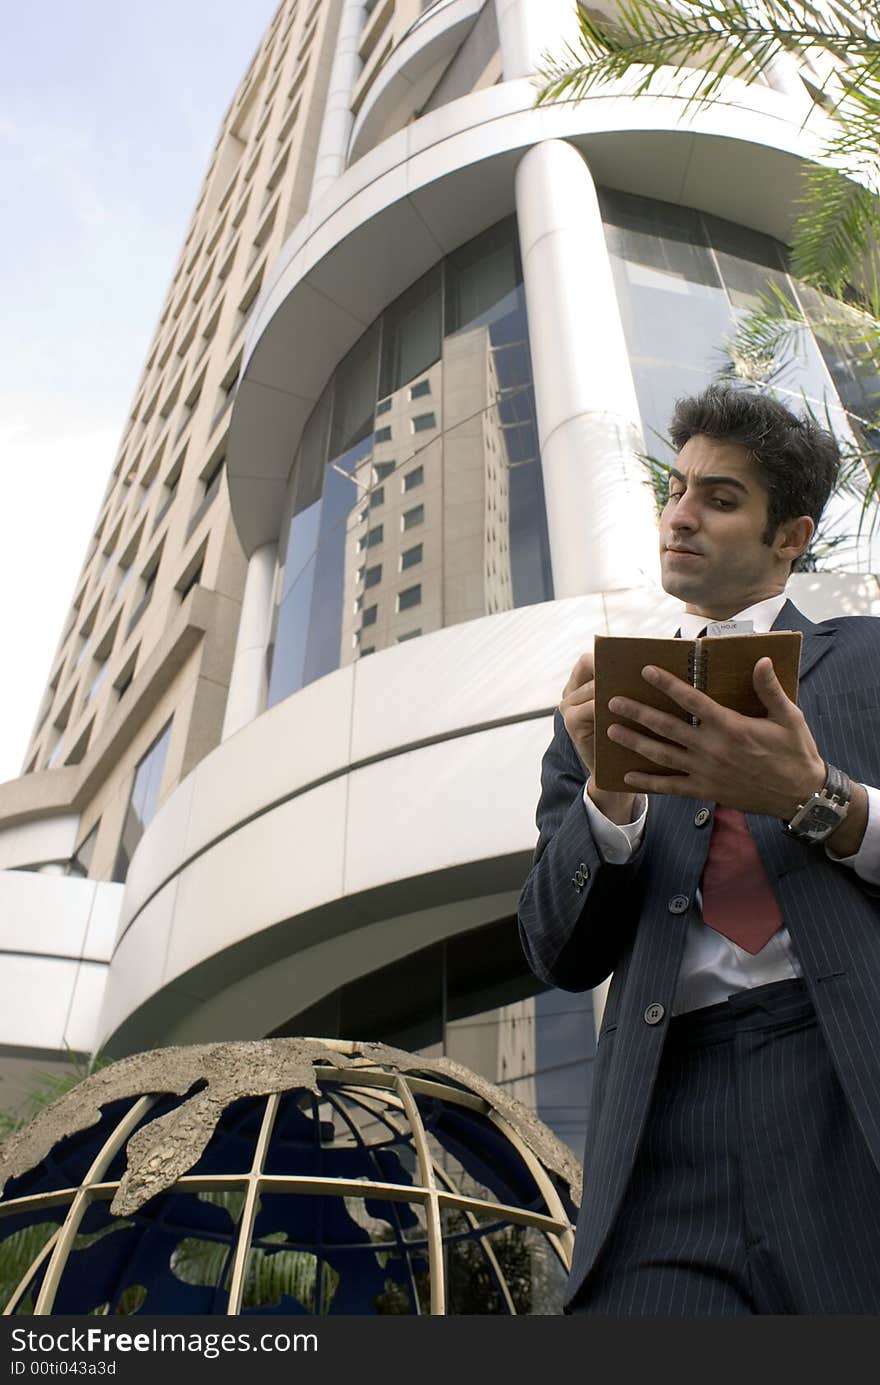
[783, 762, 852, 844]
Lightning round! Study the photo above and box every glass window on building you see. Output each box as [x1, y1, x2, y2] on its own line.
[112, 720, 173, 882]
[797, 283, 880, 456]
[599, 188, 731, 455]
[601, 188, 875, 470]
[401, 543, 422, 570]
[361, 524, 383, 549]
[403, 465, 424, 491]
[398, 584, 421, 612]
[267, 218, 553, 710]
[378, 264, 442, 400]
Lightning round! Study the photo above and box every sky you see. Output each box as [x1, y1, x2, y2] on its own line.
[0, 0, 280, 785]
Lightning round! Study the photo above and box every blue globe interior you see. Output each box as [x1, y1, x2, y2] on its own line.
[0, 1077, 574, 1315]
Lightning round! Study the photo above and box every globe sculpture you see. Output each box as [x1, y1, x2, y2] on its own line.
[0, 1038, 581, 1316]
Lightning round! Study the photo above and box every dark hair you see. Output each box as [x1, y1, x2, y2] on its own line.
[668, 384, 840, 543]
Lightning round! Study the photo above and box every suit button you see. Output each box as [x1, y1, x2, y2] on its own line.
[644, 1003, 665, 1025]
[668, 894, 689, 914]
[578, 861, 590, 876]
[694, 808, 711, 828]
[571, 877, 582, 892]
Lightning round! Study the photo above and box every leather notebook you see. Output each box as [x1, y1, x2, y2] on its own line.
[592, 631, 803, 792]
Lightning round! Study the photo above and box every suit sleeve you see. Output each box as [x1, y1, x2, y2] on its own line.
[517, 711, 646, 992]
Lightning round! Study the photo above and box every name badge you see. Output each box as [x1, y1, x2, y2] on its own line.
[704, 620, 754, 637]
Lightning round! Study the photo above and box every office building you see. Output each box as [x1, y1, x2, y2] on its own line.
[1, 0, 878, 1176]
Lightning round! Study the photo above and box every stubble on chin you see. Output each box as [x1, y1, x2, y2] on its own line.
[659, 564, 702, 604]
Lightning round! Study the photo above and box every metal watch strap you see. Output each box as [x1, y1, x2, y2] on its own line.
[783, 761, 852, 843]
[823, 762, 851, 807]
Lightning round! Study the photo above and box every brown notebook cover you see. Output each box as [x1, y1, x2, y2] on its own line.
[593, 631, 803, 792]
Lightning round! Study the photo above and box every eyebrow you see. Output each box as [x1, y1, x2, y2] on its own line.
[668, 466, 750, 494]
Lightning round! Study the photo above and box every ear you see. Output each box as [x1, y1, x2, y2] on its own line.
[774, 514, 814, 565]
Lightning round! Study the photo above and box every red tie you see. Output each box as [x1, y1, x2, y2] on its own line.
[700, 806, 783, 953]
[683, 624, 784, 954]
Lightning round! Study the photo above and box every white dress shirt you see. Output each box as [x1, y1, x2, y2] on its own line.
[582, 593, 880, 1013]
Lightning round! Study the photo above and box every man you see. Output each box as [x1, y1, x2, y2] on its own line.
[518, 384, 880, 1315]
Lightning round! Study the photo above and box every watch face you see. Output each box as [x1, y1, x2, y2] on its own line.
[809, 805, 842, 829]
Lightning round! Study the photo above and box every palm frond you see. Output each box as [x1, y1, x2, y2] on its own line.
[536, 0, 879, 113]
[791, 165, 880, 292]
[717, 282, 809, 384]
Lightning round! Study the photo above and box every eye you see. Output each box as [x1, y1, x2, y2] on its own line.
[666, 490, 733, 508]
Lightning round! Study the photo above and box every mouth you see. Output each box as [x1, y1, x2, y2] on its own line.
[664, 547, 704, 558]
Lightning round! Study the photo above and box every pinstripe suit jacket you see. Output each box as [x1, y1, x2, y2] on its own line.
[517, 599, 880, 1307]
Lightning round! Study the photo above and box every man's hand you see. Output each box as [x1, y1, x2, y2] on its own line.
[560, 653, 638, 824]
[605, 656, 825, 819]
[560, 653, 598, 776]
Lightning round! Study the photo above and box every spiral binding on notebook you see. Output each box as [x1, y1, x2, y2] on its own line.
[688, 641, 707, 726]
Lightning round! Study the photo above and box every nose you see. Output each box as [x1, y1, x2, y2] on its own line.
[670, 491, 700, 532]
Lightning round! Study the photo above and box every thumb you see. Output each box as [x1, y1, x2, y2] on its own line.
[753, 657, 795, 720]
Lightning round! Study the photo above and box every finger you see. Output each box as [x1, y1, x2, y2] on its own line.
[623, 769, 691, 795]
[607, 695, 698, 748]
[562, 654, 594, 698]
[561, 700, 595, 732]
[560, 680, 594, 709]
[607, 724, 690, 771]
[752, 657, 799, 722]
[640, 664, 721, 724]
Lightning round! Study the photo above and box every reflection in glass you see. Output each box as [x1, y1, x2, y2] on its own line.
[268, 218, 552, 708]
[111, 720, 173, 882]
[601, 187, 731, 410]
[600, 187, 879, 568]
[379, 266, 442, 400]
[798, 284, 880, 456]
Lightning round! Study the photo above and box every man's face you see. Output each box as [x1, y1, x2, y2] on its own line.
[658, 434, 800, 618]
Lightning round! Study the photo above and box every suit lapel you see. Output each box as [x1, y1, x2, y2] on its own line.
[677, 601, 835, 685]
[771, 598, 836, 686]
[749, 599, 836, 877]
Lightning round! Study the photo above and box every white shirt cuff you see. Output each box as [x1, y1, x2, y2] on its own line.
[582, 784, 648, 864]
[825, 783, 880, 887]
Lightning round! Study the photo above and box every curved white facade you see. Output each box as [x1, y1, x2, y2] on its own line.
[96, 570, 880, 1059]
[228, 74, 828, 555]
